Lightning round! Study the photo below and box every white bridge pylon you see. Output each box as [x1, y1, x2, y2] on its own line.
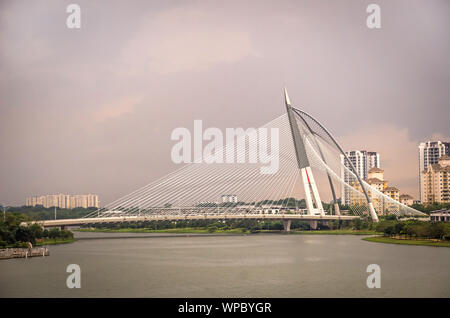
[284, 88, 324, 216]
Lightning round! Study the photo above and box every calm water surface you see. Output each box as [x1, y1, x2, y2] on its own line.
[0, 232, 449, 297]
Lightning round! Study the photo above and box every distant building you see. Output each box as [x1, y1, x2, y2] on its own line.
[341, 150, 380, 205]
[26, 194, 99, 209]
[430, 209, 450, 222]
[349, 167, 400, 214]
[421, 155, 450, 204]
[383, 187, 400, 212]
[419, 141, 450, 201]
[221, 194, 237, 203]
[399, 194, 414, 206]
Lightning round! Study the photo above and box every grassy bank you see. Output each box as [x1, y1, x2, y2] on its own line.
[3, 237, 76, 248]
[290, 229, 381, 235]
[35, 238, 76, 246]
[75, 228, 381, 235]
[363, 236, 450, 247]
[75, 227, 248, 234]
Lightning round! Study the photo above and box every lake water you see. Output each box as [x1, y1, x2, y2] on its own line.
[0, 232, 449, 297]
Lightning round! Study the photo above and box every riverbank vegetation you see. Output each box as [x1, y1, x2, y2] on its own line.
[34, 238, 76, 245]
[0, 213, 74, 248]
[365, 219, 450, 247]
[374, 219, 450, 239]
[76, 227, 248, 234]
[410, 202, 450, 214]
[363, 236, 450, 247]
[290, 229, 380, 235]
[4, 206, 96, 220]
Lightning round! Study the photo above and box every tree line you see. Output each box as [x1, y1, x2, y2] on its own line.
[3, 206, 96, 220]
[410, 202, 450, 214]
[374, 219, 450, 240]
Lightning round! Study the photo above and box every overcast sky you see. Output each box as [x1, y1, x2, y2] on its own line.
[1, 0, 449, 206]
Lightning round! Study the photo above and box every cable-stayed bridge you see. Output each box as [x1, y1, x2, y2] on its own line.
[23, 89, 426, 230]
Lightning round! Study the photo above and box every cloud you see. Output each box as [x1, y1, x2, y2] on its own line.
[92, 95, 143, 122]
[430, 132, 450, 141]
[118, 8, 256, 75]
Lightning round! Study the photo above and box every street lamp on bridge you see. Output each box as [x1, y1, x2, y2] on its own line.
[1, 205, 11, 222]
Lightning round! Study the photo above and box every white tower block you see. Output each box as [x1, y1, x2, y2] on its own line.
[284, 88, 325, 216]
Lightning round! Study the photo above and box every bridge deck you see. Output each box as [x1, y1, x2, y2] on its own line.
[22, 214, 360, 228]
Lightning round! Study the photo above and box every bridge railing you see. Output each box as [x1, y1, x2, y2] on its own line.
[93, 207, 311, 218]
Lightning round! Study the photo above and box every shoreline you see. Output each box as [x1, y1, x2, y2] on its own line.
[288, 230, 381, 235]
[74, 228, 381, 236]
[75, 228, 248, 234]
[2, 238, 76, 249]
[363, 236, 450, 247]
[35, 238, 76, 246]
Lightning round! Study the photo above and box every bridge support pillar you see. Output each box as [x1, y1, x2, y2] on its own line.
[283, 220, 291, 232]
[60, 225, 66, 231]
[309, 220, 318, 230]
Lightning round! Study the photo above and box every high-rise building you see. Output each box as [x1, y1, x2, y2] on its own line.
[341, 150, 380, 205]
[25, 194, 99, 209]
[418, 141, 450, 202]
[421, 155, 450, 204]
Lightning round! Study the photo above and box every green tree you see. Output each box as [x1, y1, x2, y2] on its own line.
[48, 228, 61, 239]
[15, 226, 34, 244]
[207, 226, 217, 233]
[29, 223, 43, 239]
